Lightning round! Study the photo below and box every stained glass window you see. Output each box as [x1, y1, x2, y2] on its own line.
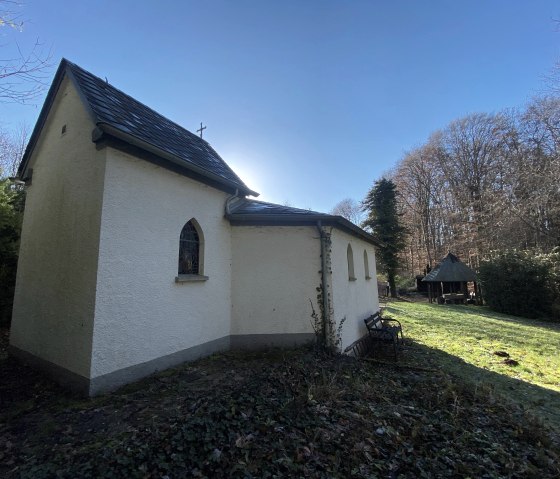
[178, 221, 200, 275]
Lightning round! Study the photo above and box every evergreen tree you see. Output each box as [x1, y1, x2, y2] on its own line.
[0, 178, 24, 324]
[362, 178, 407, 297]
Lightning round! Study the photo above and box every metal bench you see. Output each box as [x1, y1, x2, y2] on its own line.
[364, 311, 404, 359]
[343, 334, 374, 358]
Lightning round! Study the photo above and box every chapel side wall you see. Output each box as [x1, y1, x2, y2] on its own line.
[9, 77, 105, 379]
[230, 226, 319, 344]
[90, 148, 233, 382]
[330, 229, 379, 350]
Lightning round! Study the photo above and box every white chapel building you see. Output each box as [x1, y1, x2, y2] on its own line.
[9, 59, 380, 395]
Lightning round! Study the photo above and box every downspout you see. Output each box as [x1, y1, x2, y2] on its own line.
[316, 221, 330, 347]
[225, 189, 240, 216]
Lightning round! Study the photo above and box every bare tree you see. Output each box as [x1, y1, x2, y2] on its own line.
[0, 1, 51, 104]
[389, 92, 560, 279]
[330, 198, 363, 225]
[0, 123, 28, 177]
[544, 19, 560, 93]
[432, 113, 511, 266]
[394, 141, 446, 270]
[504, 96, 560, 249]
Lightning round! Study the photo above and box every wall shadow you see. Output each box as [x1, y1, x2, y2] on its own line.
[384, 303, 560, 365]
[397, 338, 560, 433]
[406, 302, 560, 333]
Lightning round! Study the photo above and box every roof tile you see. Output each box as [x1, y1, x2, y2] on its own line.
[422, 253, 477, 282]
[229, 198, 328, 216]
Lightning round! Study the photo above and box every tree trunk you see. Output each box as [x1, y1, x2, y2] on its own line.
[388, 271, 397, 298]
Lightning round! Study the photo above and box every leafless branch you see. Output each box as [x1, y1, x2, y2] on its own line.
[0, 1, 52, 103]
[0, 122, 29, 177]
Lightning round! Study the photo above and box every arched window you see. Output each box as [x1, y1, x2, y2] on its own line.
[347, 244, 356, 281]
[178, 219, 203, 275]
[364, 250, 371, 279]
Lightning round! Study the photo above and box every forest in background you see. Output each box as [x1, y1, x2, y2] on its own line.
[390, 94, 560, 276]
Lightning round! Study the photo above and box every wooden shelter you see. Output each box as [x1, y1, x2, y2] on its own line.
[422, 253, 480, 304]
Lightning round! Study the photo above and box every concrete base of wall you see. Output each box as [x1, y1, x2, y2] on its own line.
[90, 335, 231, 395]
[230, 333, 315, 349]
[9, 345, 91, 396]
[9, 332, 316, 396]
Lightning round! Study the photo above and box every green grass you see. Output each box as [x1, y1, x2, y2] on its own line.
[385, 300, 560, 428]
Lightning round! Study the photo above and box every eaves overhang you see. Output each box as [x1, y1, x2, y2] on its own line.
[227, 212, 381, 247]
[92, 123, 259, 197]
[17, 61, 69, 179]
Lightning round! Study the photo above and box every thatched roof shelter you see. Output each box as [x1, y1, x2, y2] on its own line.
[422, 252, 477, 283]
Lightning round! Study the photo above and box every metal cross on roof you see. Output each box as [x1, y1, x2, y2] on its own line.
[197, 122, 206, 139]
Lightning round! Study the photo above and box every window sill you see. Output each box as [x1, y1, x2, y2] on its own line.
[175, 274, 209, 283]
[349, 276, 357, 282]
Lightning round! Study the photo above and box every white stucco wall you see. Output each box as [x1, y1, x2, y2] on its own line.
[231, 226, 320, 337]
[10, 77, 106, 377]
[90, 148, 233, 378]
[329, 228, 379, 350]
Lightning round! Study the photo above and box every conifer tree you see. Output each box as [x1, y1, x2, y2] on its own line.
[362, 178, 406, 297]
[0, 178, 24, 324]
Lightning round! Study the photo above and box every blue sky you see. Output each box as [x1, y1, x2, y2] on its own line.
[2, 1, 559, 212]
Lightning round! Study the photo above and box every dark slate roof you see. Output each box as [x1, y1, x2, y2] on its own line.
[19, 59, 257, 196]
[227, 198, 381, 246]
[229, 198, 328, 217]
[422, 253, 477, 282]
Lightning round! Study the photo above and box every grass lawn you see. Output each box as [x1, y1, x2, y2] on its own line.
[384, 300, 560, 430]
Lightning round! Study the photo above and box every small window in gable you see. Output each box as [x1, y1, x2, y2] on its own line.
[177, 219, 207, 282]
[364, 250, 371, 279]
[347, 244, 356, 281]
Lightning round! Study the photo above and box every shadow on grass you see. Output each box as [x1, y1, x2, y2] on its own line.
[385, 302, 560, 372]
[2, 321, 558, 446]
[399, 338, 560, 433]
[466, 305, 560, 329]
[409, 302, 560, 333]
